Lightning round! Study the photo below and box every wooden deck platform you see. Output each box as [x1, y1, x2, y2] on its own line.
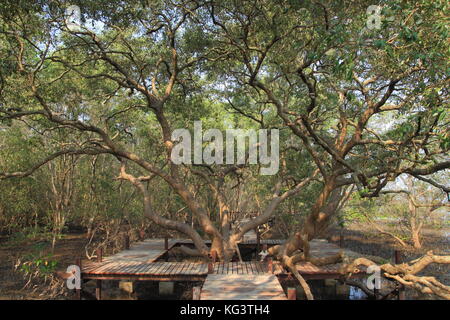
[210, 261, 284, 275]
[81, 238, 364, 282]
[102, 238, 179, 263]
[200, 274, 287, 300]
[82, 261, 285, 280]
[75, 237, 370, 300]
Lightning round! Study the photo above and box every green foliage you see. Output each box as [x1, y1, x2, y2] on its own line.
[16, 243, 59, 279]
[0, 0, 448, 245]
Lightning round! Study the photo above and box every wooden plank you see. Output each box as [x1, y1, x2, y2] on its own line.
[136, 263, 154, 275]
[192, 263, 202, 275]
[98, 261, 125, 274]
[257, 262, 265, 274]
[201, 274, 286, 300]
[244, 262, 250, 274]
[135, 262, 150, 275]
[175, 262, 188, 275]
[80, 238, 362, 280]
[122, 262, 141, 274]
[164, 262, 178, 275]
[177, 262, 189, 274]
[114, 262, 135, 274]
[91, 261, 121, 274]
[170, 262, 183, 275]
[182, 262, 194, 275]
[201, 263, 209, 274]
[252, 262, 261, 274]
[149, 262, 166, 275]
[162, 262, 175, 275]
[237, 262, 243, 274]
[167, 262, 180, 275]
[250, 262, 255, 274]
[241, 262, 247, 274]
[85, 261, 113, 274]
[247, 262, 253, 275]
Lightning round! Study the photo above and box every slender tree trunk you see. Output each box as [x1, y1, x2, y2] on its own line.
[409, 198, 422, 249]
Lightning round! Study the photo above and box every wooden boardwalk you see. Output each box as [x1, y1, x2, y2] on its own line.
[82, 261, 284, 280]
[200, 274, 287, 300]
[74, 237, 371, 300]
[81, 238, 363, 282]
[210, 261, 284, 275]
[101, 238, 178, 263]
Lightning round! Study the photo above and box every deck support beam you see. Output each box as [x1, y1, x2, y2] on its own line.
[267, 258, 273, 274]
[96, 280, 102, 300]
[287, 287, 296, 300]
[192, 286, 201, 300]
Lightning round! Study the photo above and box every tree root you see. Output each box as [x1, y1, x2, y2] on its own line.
[173, 245, 206, 257]
[282, 254, 314, 300]
[271, 234, 450, 300]
[339, 250, 450, 300]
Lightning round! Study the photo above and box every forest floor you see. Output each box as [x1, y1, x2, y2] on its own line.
[0, 223, 448, 300]
[0, 233, 88, 299]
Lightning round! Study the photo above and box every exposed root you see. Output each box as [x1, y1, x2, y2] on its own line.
[384, 274, 450, 300]
[173, 245, 206, 257]
[339, 251, 450, 300]
[271, 233, 450, 301]
[282, 254, 314, 300]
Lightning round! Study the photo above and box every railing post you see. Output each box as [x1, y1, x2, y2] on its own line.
[164, 235, 169, 250]
[96, 248, 103, 263]
[394, 250, 406, 300]
[94, 248, 102, 299]
[256, 228, 260, 253]
[208, 261, 214, 274]
[193, 286, 201, 300]
[208, 249, 217, 274]
[339, 233, 344, 248]
[267, 257, 273, 274]
[287, 287, 296, 300]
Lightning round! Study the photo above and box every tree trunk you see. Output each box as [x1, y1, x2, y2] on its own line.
[411, 227, 422, 249]
[409, 198, 422, 249]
